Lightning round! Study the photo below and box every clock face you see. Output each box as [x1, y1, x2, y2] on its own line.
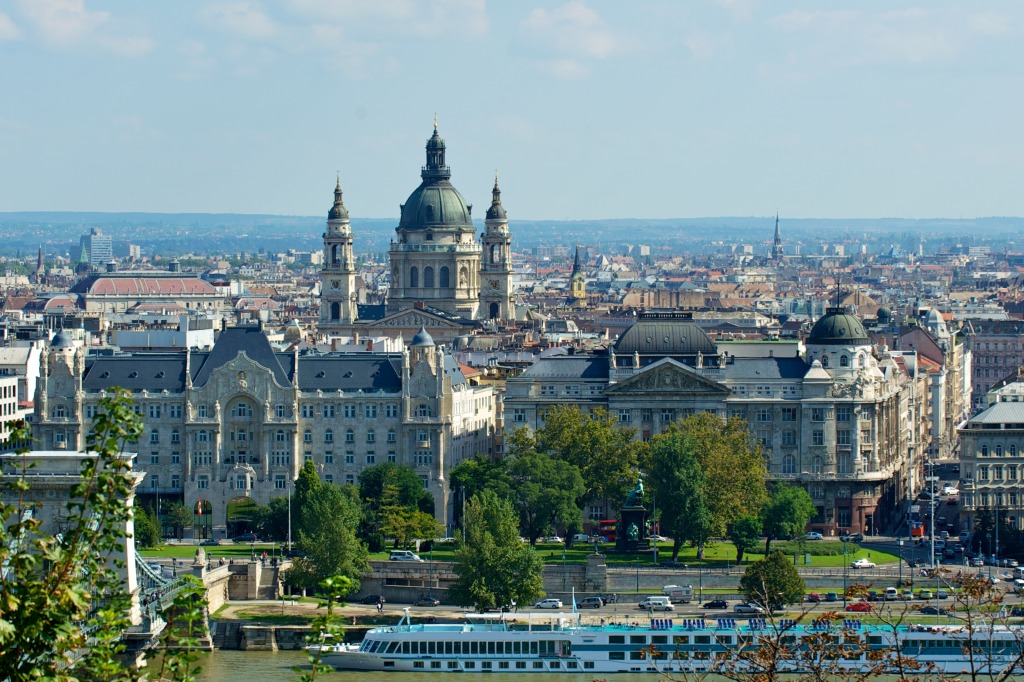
[332, 280, 341, 289]
[489, 279, 499, 289]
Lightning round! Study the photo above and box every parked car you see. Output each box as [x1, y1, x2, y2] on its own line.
[1002, 558, 1019, 568]
[534, 598, 563, 609]
[702, 599, 728, 610]
[917, 589, 934, 600]
[841, 533, 865, 543]
[543, 536, 564, 544]
[414, 596, 441, 607]
[805, 532, 823, 541]
[358, 594, 383, 605]
[578, 597, 604, 609]
[806, 592, 822, 603]
[825, 592, 839, 602]
[648, 535, 669, 542]
[572, 533, 591, 543]
[733, 603, 766, 615]
[866, 591, 881, 602]
[845, 601, 872, 612]
[232, 532, 258, 543]
[851, 558, 876, 569]
[1011, 606, 1024, 617]
[638, 596, 674, 611]
[971, 557, 985, 567]
[920, 606, 950, 616]
[936, 589, 949, 599]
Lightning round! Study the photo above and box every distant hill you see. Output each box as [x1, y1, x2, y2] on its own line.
[1, 212, 1022, 259]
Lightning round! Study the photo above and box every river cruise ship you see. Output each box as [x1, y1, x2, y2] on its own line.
[315, 609, 1024, 675]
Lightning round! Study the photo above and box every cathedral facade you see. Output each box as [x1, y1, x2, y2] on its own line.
[319, 124, 514, 341]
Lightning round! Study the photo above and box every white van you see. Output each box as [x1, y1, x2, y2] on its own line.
[638, 596, 674, 611]
[1013, 567, 1024, 580]
[662, 584, 694, 604]
[884, 587, 899, 601]
[389, 550, 424, 562]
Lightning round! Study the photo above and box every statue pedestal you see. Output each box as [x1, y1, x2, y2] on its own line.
[615, 506, 648, 554]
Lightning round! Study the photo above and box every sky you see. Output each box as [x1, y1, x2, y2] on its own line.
[0, 0, 1022, 221]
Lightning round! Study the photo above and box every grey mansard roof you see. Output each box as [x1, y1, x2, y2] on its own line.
[966, 402, 1024, 428]
[723, 357, 810, 381]
[192, 326, 292, 388]
[614, 318, 717, 357]
[297, 355, 402, 392]
[517, 355, 610, 381]
[84, 354, 188, 391]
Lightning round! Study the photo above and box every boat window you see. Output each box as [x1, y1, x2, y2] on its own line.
[695, 635, 711, 645]
[610, 652, 625, 661]
[465, 662, 475, 669]
[448, 662, 458, 669]
[428, 642, 435, 654]
[530, 642, 538, 654]
[716, 635, 733, 645]
[482, 662, 492, 670]
[550, 661, 561, 668]
[431, 661, 442, 669]
[487, 641, 495, 655]
[471, 641, 478, 654]
[609, 635, 625, 644]
[630, 652, 644, 660]
[413, 661, 424, 669]
[651, 635, 668, 645]
[499, 662, 509, 669]
[445, 642, 452, 654]
[674, 635, 689, 644]
[402, 642, 409, 654]
[513, 642, 521, 654]
[516, 661, 527, 669]
[453, 642, 461, 654]
[630, 635, 646, 644]
[532, 661, 544, 669]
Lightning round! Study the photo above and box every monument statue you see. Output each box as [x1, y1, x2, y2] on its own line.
[624, 476, 644, 507]
[627, 523, 639, 541]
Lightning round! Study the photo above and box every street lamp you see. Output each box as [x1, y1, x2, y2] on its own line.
[898, 539, 904, 589]
[636, 552, 640, 593]
[842, 540, 848, 607]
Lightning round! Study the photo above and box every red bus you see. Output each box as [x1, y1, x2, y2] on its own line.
[596, 519, 617, 542]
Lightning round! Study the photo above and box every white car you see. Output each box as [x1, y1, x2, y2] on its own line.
[648, 535, 669, 542]
[805, 532, 823, 541]
[942, 486, 959, 496]
[534, 598, 563, 609]
[851, 558, 876, 569]
[544, 536, 564, 544]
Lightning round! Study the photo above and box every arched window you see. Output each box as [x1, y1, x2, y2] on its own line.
[997, 445, 1004, 456]
[331, 302, 340, 320]
[325, 429, 334, 444]
[331, 244, 339, 264]
[409, 266, 419, 288]
[782, 455, 796, 474]
[424, 266, 435, 288]
[1012, 445, 1018, 457]
[345, 429, 355, 444]
[982, 445, 989, 456]
[439, 266, 450, 288]
[490, 244, 498, 264]
[812, 456, 824, 474]
[840, 355, 849, 367]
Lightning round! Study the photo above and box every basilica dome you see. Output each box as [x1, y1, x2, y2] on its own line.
[398, 126, 473, 232]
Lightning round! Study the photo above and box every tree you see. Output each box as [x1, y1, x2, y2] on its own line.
[449, 454, 512, 532]
[728, 514, 763, 564]
[359, 462, 434, 516]
[504, 431, 585, 545]
[739, 550, 805, 610]
[533, 405, 645, 507]
[0, 390, 208, 681]
[164, 501, 194, 540]
[378, 482, 443, 549]
[449, 490, 544, 612]
[134, 503, 162, 548]
[662, 413, 767, 538]
[294, 459, 323, 534]
[286, 480, 369, 594]
[644, 429, 714, 560]
[252, 496, 290, 542]
[760, 483, 816, 554]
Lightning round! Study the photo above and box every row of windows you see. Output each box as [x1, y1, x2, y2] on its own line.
[976, 444, 1020, 457]
[84, 402, 404, 420]
[973, 465, 1021, 482]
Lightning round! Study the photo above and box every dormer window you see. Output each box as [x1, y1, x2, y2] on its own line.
[840, 355, 849, 367]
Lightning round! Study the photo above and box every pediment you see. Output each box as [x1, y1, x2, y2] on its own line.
[606, 358, 729, 395]
[361, 308, 472, 331]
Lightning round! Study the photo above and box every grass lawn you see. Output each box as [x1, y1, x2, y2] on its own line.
[143, 539, 896, 570]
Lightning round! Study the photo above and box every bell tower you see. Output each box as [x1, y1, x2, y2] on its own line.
[320, 175, 358, 328]
[479, 175, 514, 321]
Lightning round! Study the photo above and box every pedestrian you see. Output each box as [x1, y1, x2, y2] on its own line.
[376, 597, 383, 613]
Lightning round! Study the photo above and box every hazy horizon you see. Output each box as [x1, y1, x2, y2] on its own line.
[1, 1, 1022, 220]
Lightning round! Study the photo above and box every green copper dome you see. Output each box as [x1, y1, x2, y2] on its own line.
[398, 125, 473, 232]
[808, 306, 870, 346]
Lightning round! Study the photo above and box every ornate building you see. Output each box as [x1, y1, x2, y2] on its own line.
[504, 308, 927, 536]
[318, 124, 514, 343]
[31, 327, 496, 538]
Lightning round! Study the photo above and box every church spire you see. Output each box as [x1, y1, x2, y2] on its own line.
[422, 119, 450, 181]
[328, 173, 349, 221]
[772, 213, 783, 260]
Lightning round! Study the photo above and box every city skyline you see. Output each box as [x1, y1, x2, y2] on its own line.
[1, 1, 1022, 220]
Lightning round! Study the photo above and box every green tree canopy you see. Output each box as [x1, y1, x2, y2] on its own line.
[134, 503, 161, 548]
[359, 462, 435, 515]
[728, 514, 763, 564]
[164, 501, 194, 540]
[760, 483, 816, 554]
[739, 550, 806, 610]
[449, 490, 544, 612]
[644, 429, 713, 560]
[252, 496, 290, 542]
[504, 439, 585, 545]
[286, 479, 369, 593]
[378, 482, 443, 549]
[533, 405, 645, 506]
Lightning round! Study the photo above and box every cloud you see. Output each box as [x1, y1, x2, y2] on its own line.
[200, 1, 278, 39]
[0, 13, 20, 41]
[15, 0, 152, 55]
[173, 40, 216, 82]
[715, 0, 759, 22]
[287, 0, 488, 38]
[520, 1, 627, 78]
